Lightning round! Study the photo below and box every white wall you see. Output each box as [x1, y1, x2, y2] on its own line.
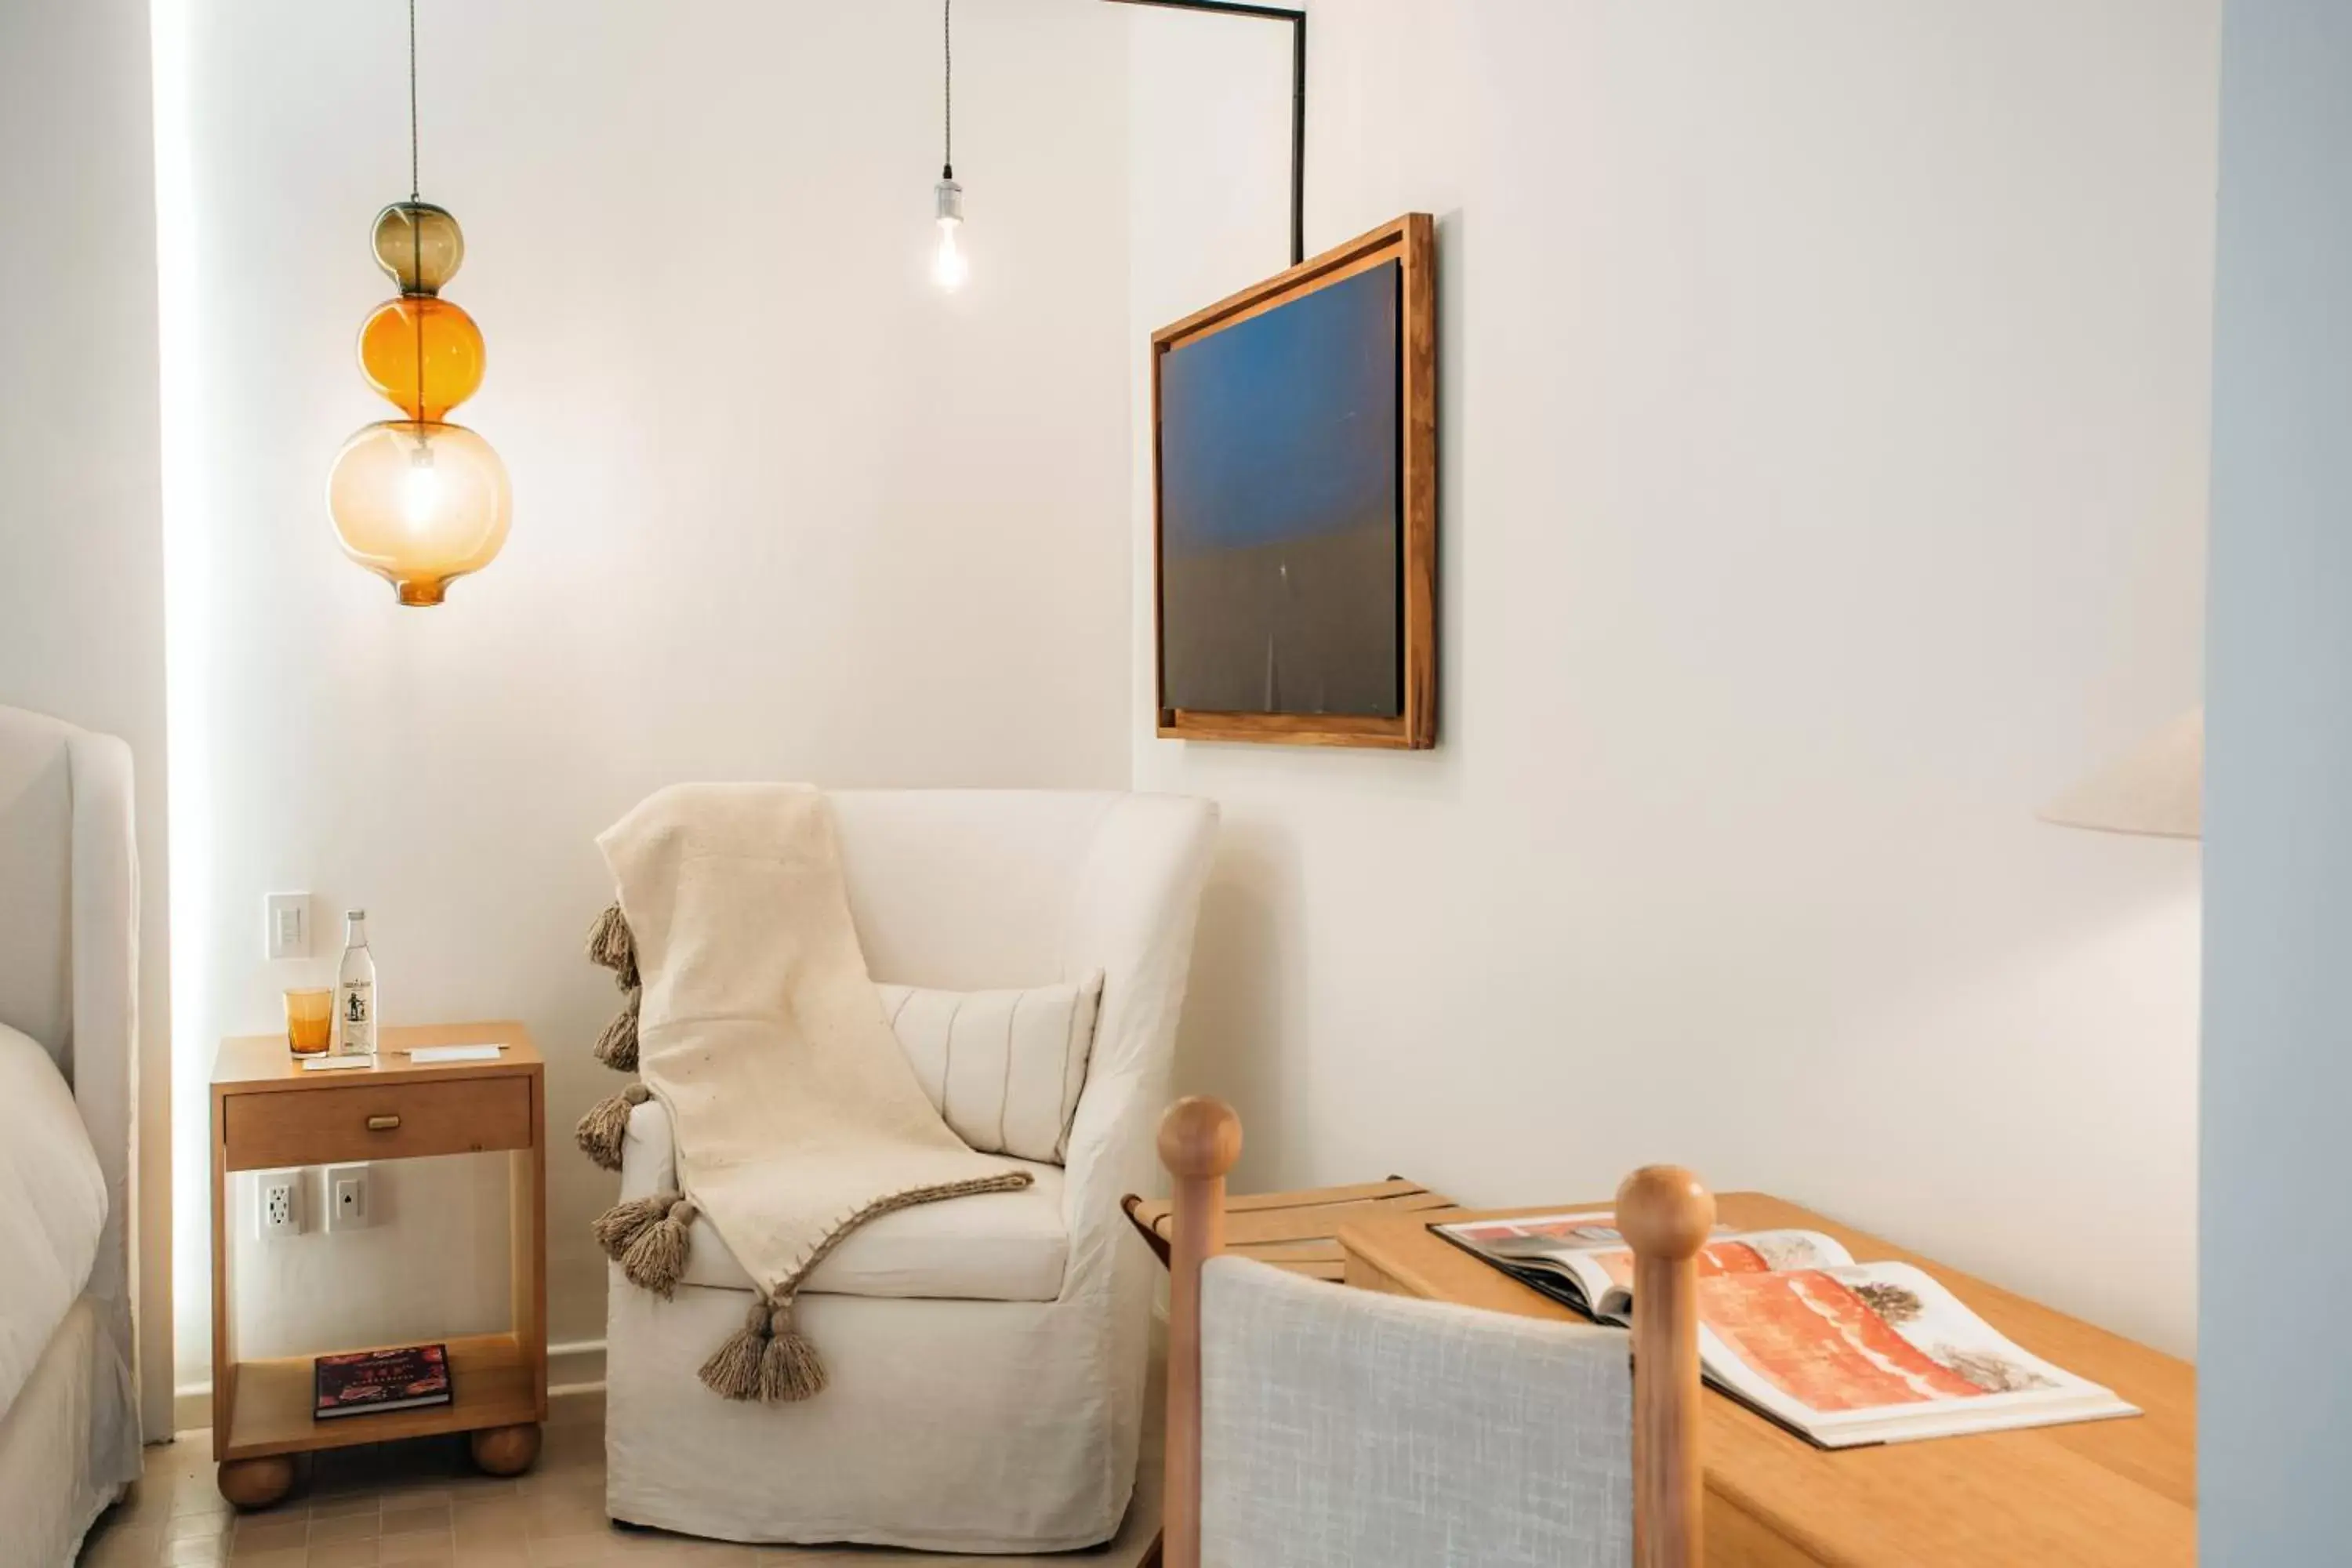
[0, 0, 176, 1439]
[2201, 1, 2352, 1555]
[154, 0, 2219, 1397]
[158, 0, 1134, 1388]
[1132, 0, 2216, 1353]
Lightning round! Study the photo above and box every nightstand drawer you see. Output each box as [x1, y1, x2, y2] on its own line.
[224, 1076, 532, 1171]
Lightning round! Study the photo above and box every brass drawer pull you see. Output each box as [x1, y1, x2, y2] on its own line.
[366, 1113, 402, 1131]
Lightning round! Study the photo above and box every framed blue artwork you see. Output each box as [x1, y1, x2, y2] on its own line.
[1151, 214, 1435, 749]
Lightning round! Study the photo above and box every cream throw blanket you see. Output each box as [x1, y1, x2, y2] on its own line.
[578, 783, 1032, 1402]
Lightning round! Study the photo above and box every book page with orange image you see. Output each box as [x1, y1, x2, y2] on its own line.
[1581, 1230, 1846, 1294]
[1431, 1213, 1852, 1322]
[1692, 1261, 2139, 1446]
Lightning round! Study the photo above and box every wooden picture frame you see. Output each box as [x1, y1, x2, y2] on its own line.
[1151, 212, 1436, 750]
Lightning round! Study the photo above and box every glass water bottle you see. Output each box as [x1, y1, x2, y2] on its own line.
[333, 909, 379, 1057]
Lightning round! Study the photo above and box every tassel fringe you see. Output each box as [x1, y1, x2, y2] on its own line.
[586, 902, 639, 990]
[593, 1192, 673, 1261]
[699, 1298, 771, 1401]
[693, 1296, 828, 1402]
[574, 1083, 650, 1171]
[593, 993, 641, 1072]
[620, 1199, 698, 1298]
[760, 1300, 828, 1402]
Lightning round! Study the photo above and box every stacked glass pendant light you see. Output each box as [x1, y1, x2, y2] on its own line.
[327, 2, 510, 606]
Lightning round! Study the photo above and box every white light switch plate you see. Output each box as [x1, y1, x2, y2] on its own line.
[263, 892, 310, 960]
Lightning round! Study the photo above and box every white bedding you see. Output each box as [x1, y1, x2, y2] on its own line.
[0, 1022, 107, 1425]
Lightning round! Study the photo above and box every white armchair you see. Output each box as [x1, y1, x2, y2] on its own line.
[601, 789, 1218, 1551]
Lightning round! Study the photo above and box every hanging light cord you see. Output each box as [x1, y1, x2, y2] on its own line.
[408, 0, 420, 201]
[942, 0, 953, 180]
[407, 0, 425, 428]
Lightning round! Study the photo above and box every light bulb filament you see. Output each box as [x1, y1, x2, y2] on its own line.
[933, 176, 967, 292]
[402, 440, 441, 530]
[934, 219, 967, 291]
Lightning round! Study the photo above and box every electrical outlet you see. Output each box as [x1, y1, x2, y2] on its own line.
[256, 1171, 302, 1240]
[264, 892, 310, 960]
[325, 1163, 373, 1232]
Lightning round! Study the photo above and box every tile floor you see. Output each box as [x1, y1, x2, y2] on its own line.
[78, 1386, 1163, 1568]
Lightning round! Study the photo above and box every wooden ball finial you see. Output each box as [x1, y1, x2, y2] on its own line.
[1616, 1165, 1715, 1261]
[1158, 1097, 1242, 1181]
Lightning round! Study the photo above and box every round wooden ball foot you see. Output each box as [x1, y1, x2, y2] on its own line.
[216, 1456, 296, 1510]
[469, 1422, 543, 1476]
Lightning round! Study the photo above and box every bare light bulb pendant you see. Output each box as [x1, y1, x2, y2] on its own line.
[931, 0, 966, 293]
[934, 172, 967, 292]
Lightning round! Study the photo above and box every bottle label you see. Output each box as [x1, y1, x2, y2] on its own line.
[336, 981, 375, 1054]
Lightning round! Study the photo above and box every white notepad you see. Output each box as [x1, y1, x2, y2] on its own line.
[299, 1056, 375, 1072]
[407, 1044, 505, 1064]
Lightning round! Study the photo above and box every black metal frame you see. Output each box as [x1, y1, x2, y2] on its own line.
[1098, 0, 1307, 266]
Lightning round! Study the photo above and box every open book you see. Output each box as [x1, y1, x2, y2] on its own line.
[1434, 1211, 2140, 1449]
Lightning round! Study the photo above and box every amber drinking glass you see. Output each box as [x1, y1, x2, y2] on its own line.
[284, 988, 334, 1056]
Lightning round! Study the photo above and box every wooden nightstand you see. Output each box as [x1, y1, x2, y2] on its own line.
[209, 1022, 547, 1508]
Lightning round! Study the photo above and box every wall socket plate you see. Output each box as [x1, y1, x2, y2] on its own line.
[256, 1170, 302, 1240]
[325, 1163, 374, 1232]
[264, 891, 311, 960]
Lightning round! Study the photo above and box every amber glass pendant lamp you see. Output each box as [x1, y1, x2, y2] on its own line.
[327, 0, 510, 606]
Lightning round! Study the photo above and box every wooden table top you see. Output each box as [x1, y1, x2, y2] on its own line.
[212, 1020, 541, 1091]
[1339, 1193, 2194, 1567]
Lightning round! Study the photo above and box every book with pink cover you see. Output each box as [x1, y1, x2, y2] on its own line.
[1434, 1211, 2139, 1449]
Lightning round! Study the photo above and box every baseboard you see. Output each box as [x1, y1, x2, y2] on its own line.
[172, 1339, 606, 1437]
[173, 1381, 211, 1437]
[549, 1338, 606, 1392]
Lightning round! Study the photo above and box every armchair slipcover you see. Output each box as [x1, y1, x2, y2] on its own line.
[602, 789, 1218, 1550]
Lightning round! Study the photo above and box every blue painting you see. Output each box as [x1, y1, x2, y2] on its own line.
[1159, 260, 1401, 717]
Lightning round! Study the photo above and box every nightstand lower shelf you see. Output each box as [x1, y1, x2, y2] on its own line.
[220, 1330, 536, 1459]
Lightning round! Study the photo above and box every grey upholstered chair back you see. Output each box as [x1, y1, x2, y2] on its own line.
[1198, 1255, 1635, 1568]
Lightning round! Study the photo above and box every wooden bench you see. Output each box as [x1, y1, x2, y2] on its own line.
[1121, 1176, 1462, 1282]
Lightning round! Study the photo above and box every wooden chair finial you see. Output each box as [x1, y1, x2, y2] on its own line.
[1616, 1165, 1716, 1260]
[1159, 1095, 1242, 1182]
